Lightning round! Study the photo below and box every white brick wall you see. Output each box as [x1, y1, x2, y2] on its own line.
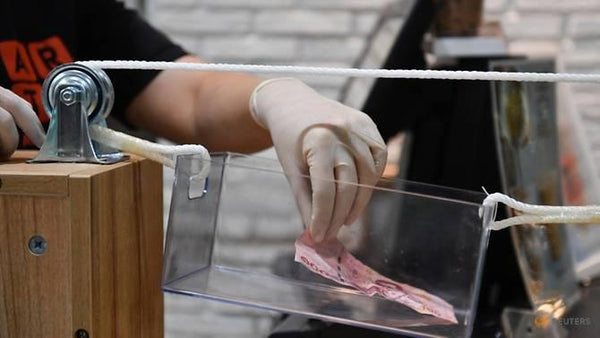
[146, 0, 403, 99]
[484, 0, 508, 12]
[515, 0, 600, 12]
[255, 10, 353, 35]
[568, 14, 600, 38]
[142, 0, 600, 337]
[142, 0, 600, 103]
[154, 9, 252, 34]
[501, 13, 563, 39]
[202, 36, 299, 61]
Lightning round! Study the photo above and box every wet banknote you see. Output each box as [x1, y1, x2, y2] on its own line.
[295, 230, 458, 324]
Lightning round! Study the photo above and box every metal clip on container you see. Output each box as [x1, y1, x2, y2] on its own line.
[30, 63, 126, 164]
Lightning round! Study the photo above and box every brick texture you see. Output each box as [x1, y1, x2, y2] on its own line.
[501, 13, 563, 39]
[145, 0, 404, 95]
[254, 10, 353, 35]
[516, 0, 600, 12]
[568, 14, 600, 38]
[138, 1, 600, 337]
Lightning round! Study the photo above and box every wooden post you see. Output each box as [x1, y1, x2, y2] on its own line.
[0, 151, 163, 338]
[432, 0, 484, 37]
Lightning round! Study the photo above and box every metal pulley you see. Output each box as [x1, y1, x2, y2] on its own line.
[30, 63, 126, 164]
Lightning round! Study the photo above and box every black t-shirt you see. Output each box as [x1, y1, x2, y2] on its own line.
[0, 0, 186, 146]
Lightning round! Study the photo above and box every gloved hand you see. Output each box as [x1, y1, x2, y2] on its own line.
[250, 78, 387, 242]
[0, 86, 45, 159]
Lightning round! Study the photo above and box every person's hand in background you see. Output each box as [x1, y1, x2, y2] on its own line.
[250, 78, 387, 243]
[0, 87, 45, 159]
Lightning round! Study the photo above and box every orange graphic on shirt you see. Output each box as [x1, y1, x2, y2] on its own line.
[28, 36, 73, 78]
[0, 41, 37, 82]
[0, 36, 72, 146]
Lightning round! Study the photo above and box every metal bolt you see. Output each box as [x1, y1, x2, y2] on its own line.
[60, 89, 76, 105]
[28, 235, 47, 255]
[75, 329, 89, 338]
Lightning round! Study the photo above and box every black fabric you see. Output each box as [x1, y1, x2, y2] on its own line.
[362, 0, 438, 139]
[0, 0, 186, 145]
[75, 0, 186, 117]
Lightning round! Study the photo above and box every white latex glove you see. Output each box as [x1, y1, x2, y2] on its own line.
[250, 78, 387, 242]
[0, 86, 45, 159]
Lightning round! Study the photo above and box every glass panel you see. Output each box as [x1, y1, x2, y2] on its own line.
[163, 153, 492, 338]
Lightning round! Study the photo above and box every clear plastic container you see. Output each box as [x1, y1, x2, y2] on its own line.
[163, 153, 494, 338]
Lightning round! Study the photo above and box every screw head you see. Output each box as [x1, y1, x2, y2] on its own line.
[28, 235, 47, 255]
[75, 329, 89, 338]
[60, 89, 76, 105]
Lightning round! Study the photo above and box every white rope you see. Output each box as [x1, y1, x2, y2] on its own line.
[78, 60, 600, 227]
[483, 193, 600, 231]
[77, 60, 600, 84]
[89, 125, 210, 174]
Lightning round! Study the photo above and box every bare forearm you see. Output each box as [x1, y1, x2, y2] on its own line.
[126, 55, 272, 153]
[189, 69, 271, 152]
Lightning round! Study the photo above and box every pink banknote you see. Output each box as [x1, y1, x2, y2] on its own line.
[295, 230, 458, 324]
